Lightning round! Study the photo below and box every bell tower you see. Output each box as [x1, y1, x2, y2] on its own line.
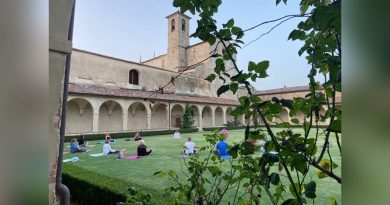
[166, 11, 191, 71]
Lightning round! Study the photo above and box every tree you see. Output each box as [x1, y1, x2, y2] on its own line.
[158, 0, 341, 204]
[182, 104, 195, 129]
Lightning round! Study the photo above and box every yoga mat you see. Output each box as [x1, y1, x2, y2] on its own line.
[63, 157, 80, 163]
[89, 153, 106, 157]
[220, 155, 231, 159]
[123, 155, 142, 160]
[96, 140, 116, 144]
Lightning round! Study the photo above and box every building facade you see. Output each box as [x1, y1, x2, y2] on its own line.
[66, 12, 243, 135]
[65, 11, 342, 135]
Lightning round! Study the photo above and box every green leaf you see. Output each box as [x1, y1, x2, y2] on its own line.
[288, 29, 306, 41]
[205, 73, 216, 82]
[291, 118, 299, 124]
[231, 26, 243, 36]
[289, 183, 300, 198]
[167, 169, 176, 177]
[250, 95, 261, 103]
[300, 1, 309, 15]
[226, 18, 234, 28]
[255, 61, 269, 73]
[251, 74, 258, 82]
[293, 154, 307, 174]
[326, 119, 341, 133]
[329, 197, 338, 205]
[215, 58, 225, 74]
[270, 103, 282, 114]
[281, 199, 299, 205]
[229, 144, 239, 159]
[230, 83, 239, 94]
[276, 0, 282, 5]
[269, 173, 280, 185]
[248, 61, 256, 71]
[207, 35, 216, 45]
[153, 171, 165, 177]
[217, 85, 230, 97]
[304, 181, 317, 199]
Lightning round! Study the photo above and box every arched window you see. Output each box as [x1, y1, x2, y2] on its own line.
[181, 19, 185, 31]
[171, 19, 175, 31]
[129, 70, 139, 85]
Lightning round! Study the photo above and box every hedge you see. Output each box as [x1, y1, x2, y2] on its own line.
[202, 124, 327, 131]
[202, 126, 246, 131]
[62, 164, 175, 205]
[65, 128, 199, 142]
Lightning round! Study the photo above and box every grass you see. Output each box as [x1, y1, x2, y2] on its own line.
[63, 128, 341, 204]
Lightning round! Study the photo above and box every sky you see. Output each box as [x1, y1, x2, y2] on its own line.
[73, 0, 317, 90]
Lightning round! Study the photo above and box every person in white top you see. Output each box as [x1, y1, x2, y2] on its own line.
[103, 137, 118, 155]
[173, 129, 181, 139]
[183, 137, 196, 155]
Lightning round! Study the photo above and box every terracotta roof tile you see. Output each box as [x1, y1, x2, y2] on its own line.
[255, 86, 310, 95]
[68, 83, 240, 106]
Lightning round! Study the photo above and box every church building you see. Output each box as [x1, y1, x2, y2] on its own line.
[66, 12, 243, 135]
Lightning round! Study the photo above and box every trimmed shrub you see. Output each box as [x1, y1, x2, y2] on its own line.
[65, 128, 199, 142]
[62, 164, 129, 205]
[203, 126, 245, 131]
[62, 164, 175, 205]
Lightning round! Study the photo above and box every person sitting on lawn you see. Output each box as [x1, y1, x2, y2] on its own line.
[78, 135, 88, 147]
[70, 138, 89, 153]
[137, 140, 152, 156]
[215, 136, 230, 158]
[183, 137, 196, 155]
[105, 132, 111, 142]
[134, 131, 142, 141]
[220, 129, 230, 139]
[103, 137, 119, 155]
[173, 129, 181, 139]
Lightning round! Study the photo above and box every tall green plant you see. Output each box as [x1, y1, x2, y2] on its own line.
[159, 0, 342, 204]
[182, 104, 195, 129]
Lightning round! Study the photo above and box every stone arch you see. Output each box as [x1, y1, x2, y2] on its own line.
[152, 102, 168, 129]
[128, 102, 148, 131]
[215, 107, 224, 126]
[226, 107, 234, 123]
[190, 105, 200, 127]
[245, 115, 252, 125]
[202, 106, 213, 127]
[66, 98, 93, 134]
[273, 107, 290, 124]
[98, 100, 123, 132]
[171, 104, 184, 128]
[294, 111, 306, 124]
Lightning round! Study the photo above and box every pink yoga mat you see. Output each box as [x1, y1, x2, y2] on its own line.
[123, 155, 142, 159]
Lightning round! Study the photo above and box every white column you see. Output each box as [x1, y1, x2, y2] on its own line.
[122, 112, 128, 131]
[211, 113, 215, 127]
[250, 116, 253, 125]
[146, 113, 151, 130]
[92, 112, 99, 132]
[198, 113, 202, 129]
[166, 109, 170, 129]
[242, 115, 246, 125]
[223, 109, 227, 125]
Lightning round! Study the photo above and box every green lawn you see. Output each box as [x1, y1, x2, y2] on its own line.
[64, 128, 341, 204]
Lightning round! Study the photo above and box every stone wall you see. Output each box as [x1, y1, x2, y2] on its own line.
[66, 94, 240, 134]
[142, 54, 167, 69]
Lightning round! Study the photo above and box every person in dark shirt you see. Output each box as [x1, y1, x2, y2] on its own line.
[137, 140, 152, 156]
[70, 138, 89, 153]
[134, 131, 142, 141]
[78, 135, 88, 147]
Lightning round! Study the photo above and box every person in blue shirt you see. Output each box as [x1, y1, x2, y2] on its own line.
[70, 138, 89, 153]
[215, 136, 230, 159]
